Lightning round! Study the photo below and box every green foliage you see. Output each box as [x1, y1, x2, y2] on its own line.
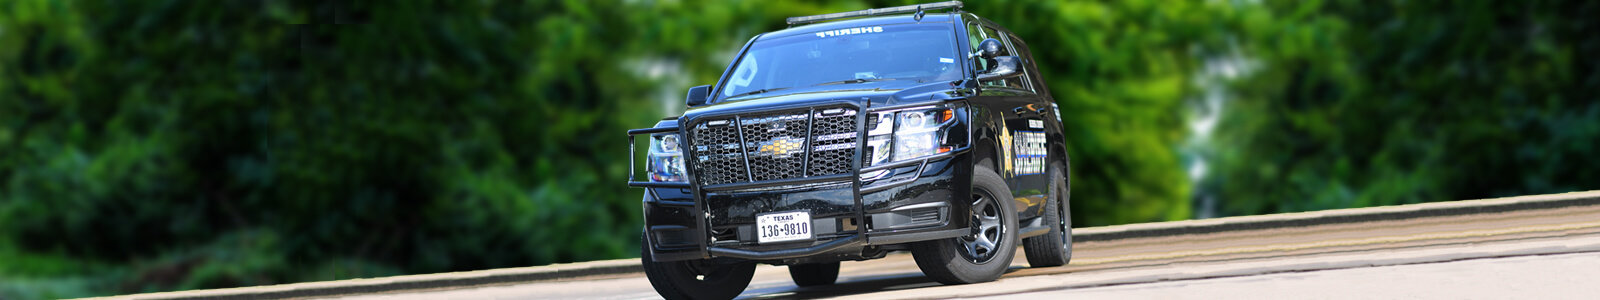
[1207, 0, 1600, 215]
[1, 0, 1595, 298]
[0, 0, 672, 296]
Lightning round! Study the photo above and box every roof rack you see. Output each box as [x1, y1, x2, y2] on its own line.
[785, 1, 963, 25]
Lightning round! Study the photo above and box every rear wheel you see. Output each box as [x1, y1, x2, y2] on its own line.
[1023, 163, 1072, 267]
[911, 165, 1019, 284]
[641, 233, 756, 300]
[787, 262, 840, 287]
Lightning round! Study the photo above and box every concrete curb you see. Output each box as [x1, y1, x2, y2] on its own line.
[95, 190, 1600, 299]
[98, 259, 641, 300]
[1073, 190, 1600, 242]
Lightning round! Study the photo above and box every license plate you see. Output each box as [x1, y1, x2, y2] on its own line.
[756, 211, 812, 244]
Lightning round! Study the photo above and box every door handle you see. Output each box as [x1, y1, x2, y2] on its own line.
[1013, 107, 1028, 115]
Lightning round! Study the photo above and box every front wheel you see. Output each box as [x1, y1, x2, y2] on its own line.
[911, 165, 1019, 284]
[641, 233, 756, 300]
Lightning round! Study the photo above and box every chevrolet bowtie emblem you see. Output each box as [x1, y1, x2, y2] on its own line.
[757, 137, 805, 158]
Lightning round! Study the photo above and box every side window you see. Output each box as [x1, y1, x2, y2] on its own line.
[978, 26, 1027, 91]
[979, 26, 1005, 53]
[1004, 32, 1038, 93]
[966, 22, 988, 72]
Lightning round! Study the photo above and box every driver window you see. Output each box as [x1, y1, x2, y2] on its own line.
[977, 25, 1024, 91]
[966, 22, 988, 72]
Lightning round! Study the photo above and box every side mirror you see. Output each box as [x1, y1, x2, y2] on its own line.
[977, 56, 1023, 81]
[685, 85, 711, 107]
[976, 38, 1003, 59]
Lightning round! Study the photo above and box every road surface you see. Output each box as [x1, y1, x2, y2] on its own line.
[329, 198, 1600, 299]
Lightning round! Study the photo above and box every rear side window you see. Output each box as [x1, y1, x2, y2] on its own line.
[1005, 32, 1039, 93]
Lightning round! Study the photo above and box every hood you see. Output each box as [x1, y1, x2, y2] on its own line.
[683, 80, 967, 121]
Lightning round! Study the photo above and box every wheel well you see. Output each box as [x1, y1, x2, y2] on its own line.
[974, 137, 1001, 170]
[1051, 144, 1070, 172]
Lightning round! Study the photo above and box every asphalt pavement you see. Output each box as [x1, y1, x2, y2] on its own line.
[323, 193, 1600, 299]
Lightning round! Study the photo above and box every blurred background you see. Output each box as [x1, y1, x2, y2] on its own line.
[1, 0, 1596, 298]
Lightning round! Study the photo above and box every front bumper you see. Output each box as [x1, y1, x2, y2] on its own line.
[631, 101, 974, 263]
[641, 151, 973, 263]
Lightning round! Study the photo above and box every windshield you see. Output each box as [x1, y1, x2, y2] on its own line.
[716, 23, 962, 102]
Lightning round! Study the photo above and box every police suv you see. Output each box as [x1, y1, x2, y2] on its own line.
[627, 2, 1072, 299]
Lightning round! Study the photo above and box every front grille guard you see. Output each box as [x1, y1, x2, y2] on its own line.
[691, 107, 859, 189]
[629, 101, 870, 260]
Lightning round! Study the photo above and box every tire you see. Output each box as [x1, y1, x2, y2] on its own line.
[1022, 163, 1073, 267]
[910, 164, 1020, 285]
[641, 233, 756, 300]
[787, 262, 840, 287]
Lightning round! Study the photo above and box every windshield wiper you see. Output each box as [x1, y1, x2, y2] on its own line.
[724, 87, 792, 99]
[811, 78, 898, 86]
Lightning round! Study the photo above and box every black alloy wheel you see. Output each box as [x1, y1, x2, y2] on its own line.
[911, 164, 1019, 285]
[961, 190, 1006, 263]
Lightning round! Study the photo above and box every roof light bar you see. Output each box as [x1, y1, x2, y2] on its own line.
[785, 1, 964, 25]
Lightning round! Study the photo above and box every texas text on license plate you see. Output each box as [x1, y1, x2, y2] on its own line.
[756, 211, 812, 244]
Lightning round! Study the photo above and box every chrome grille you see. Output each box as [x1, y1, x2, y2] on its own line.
[690, 107, 859, 186]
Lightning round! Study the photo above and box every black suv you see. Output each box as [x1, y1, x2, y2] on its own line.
[627, 2, 1071, 299]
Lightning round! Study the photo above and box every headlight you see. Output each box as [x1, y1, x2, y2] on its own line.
[865, 112, 896, 167]
[865, 104, 958, 167]
[648, 134, 686, 182]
